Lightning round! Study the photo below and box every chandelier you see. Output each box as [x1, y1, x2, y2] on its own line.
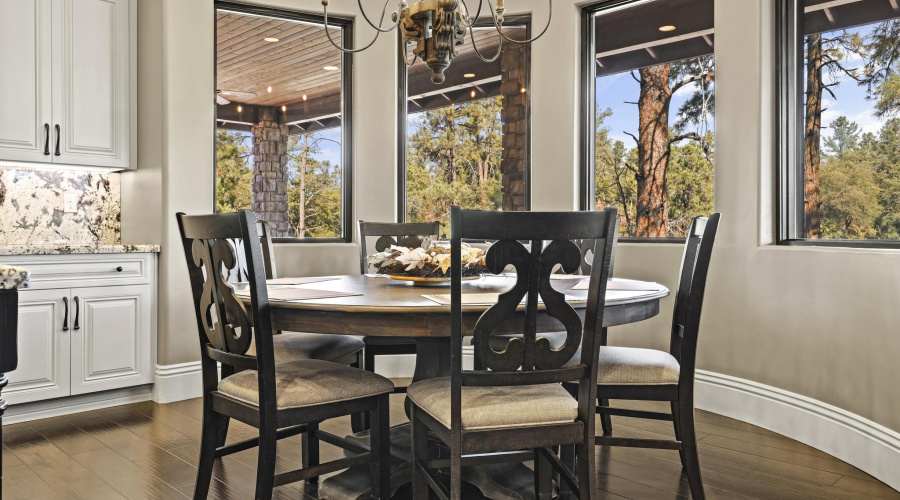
[321, 0, 552, 83]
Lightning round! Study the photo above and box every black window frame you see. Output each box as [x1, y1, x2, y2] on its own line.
[213, 1, 354, 244]
[776, 0, 900, 249]
[396, 16, 533, 222]
[579, 0, 713, 244]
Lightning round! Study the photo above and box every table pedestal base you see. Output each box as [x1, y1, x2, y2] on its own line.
[319, 424, 550, 500]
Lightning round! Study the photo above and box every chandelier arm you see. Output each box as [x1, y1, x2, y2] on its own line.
[323, 2, 390, 53]
[358, 0, 403, 33]
[402, 40, 419, 67]
[459, 0, 485, 27]
[469, 26, 502, 62]
[486, 0, 552, 44]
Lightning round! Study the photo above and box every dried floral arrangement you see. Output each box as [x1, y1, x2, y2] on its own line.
[369, 243, 488, 278]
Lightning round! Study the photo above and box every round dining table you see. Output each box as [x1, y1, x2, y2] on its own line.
[249, 274, 669, 500]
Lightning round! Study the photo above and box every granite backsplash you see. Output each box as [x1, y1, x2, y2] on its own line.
[0, 166, 121, 246]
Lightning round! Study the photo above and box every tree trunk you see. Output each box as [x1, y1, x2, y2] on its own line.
[635, 64, 673, 237]
[804, 34, 823, 238]
[299, 134, 307, 238]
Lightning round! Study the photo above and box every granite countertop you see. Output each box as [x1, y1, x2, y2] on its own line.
[0, 264, 30, 289]
[0, 244, 160, 256]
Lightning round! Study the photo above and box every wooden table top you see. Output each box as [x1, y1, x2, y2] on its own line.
[244, 275, 669, 337]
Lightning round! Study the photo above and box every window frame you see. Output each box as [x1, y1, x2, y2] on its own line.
[776, 0, 900, 249]
[579, 0, 712, 244]
[396, 16, 533, 222]
[213, 1, 354, 243]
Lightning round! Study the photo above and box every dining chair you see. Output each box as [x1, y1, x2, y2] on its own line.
[584, 213, 720, 500]
[357, 220, 441, 395]
[409, 207, 618, 500]
[177, 210, 393, 500]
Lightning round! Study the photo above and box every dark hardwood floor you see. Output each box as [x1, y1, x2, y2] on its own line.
[2, 390, 898, 500]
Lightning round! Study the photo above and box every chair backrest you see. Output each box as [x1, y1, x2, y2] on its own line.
[669, 213, 721, 387]
[450, 207, 618, 429]
[357, 220, 441, 274]
[576, 217, 620, 276]
[176, 210, 278, 403]
[229, 221, 278, 282]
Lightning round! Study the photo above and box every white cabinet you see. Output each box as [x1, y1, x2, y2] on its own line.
[4, 253, 156, 406]
[0, 0, 135, 170]
[7, 289, 70, 404]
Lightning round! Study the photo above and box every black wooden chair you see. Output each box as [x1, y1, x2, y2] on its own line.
[229, 221, 365, 367]
[358, 220, 441, 394]
[409, 207, 618, 500]
[177, 210, 393, 500]
[584, 213, 720, 500]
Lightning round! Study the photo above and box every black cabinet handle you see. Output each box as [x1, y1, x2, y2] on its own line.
[116, 266, 123, 272]
[73, 296, 80, 331]
[62, 297, 69, 331]
[44, 124, 50, 155]
[54, 124, 61, 156]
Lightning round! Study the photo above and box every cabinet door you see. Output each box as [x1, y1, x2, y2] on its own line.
[70, 284, 151, 394]
[0, 0, 52, 163]
[5, 289, 71, 405]
[51, 0, 130, 168]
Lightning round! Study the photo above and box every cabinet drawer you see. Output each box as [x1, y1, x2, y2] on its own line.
[3, 254, 152, 289]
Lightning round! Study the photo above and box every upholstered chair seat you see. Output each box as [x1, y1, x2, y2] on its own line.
[218, 359, 394, 410]
[248, 332, 365, 364]
[594, 346, 680, 385]
[407, 377, 578, 431]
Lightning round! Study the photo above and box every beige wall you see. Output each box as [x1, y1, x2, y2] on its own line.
[122, 0, 900, 432]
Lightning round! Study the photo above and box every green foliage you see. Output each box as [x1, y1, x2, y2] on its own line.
[406, 97, 504, 234]
[215, 129, 253, 213]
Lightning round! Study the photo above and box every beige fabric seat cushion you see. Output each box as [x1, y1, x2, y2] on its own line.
[407, 377, 578, 431]
[595, 346, 680, 385]
[248, 332, 365, 363]
[218, 359, 394, 409]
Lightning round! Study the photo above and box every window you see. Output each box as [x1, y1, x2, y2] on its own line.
[778, 0, 900, 245]
[581, 0, 715, 239]
[399, 21, 531, 234]
[215, 2, 352, 241]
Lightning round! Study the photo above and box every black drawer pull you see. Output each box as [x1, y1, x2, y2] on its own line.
[62, 297, 69, 331]
[54, 124, 61, 156]
[116, 266, 123, 272]
[73, 296, 80, 331]
[44, 124, 50, 155]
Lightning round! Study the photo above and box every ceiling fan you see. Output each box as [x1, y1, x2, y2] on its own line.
[217, 89, 258, 105]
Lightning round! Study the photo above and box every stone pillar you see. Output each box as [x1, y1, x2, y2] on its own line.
[500, 43, 528, 212]
[251, 107, 290, 236]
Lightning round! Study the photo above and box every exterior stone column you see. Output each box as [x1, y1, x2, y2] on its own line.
[500, 43, 528, 212]
[251, 107, 290, 236]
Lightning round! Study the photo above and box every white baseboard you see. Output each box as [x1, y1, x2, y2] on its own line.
[3, 386, 151, 425]
[695, 369, 900, 492]
[148, 357, 900, 492]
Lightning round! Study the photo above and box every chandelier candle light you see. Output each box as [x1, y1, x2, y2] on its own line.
[321, 0, 551, 83]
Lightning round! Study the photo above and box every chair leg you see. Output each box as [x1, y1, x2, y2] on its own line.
[302, 422, 320, 485]
[255, 427, 278, 500]
[450, 446, 462, 500]
[361, 349, 376, 431]
[558, 444, 575, 500]
[599, 398, 613, 436]
[671, 402, 686, 468]
[214, 416, 230, 449]
[410, 406, 429, 500]
[575, 439, 595, 500]
[676, 401, 705, 500]
[370, 394, 391, 500]
[351, 352, 368, 433]
[193, 402, 220, 500]
[534, 448, 553, 500]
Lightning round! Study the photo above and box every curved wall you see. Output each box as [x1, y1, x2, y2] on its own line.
[122, 0, 900, 487]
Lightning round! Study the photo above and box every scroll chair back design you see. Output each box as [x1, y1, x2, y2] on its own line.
[177, 210, 393, 500]
[357, 220, 440, 399]
[408, 207, 618, 500]
[223, 220, 367, 433]
[591, 213, 720, 500]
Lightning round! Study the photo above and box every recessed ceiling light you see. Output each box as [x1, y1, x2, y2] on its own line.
[658, 25, 676, 32]
[282, 105, 287, 111]
[302, 94, 308, 101]
[267, 86, 272, 93]
[264, 37, 280, 42]
[470, 89, 476, 98]
[464, 73, 476, 78]
[237, 105, 242, 112]
[323, 65, 339, 71]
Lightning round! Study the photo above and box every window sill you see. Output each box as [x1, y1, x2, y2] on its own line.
[777, 239, 900, 250]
